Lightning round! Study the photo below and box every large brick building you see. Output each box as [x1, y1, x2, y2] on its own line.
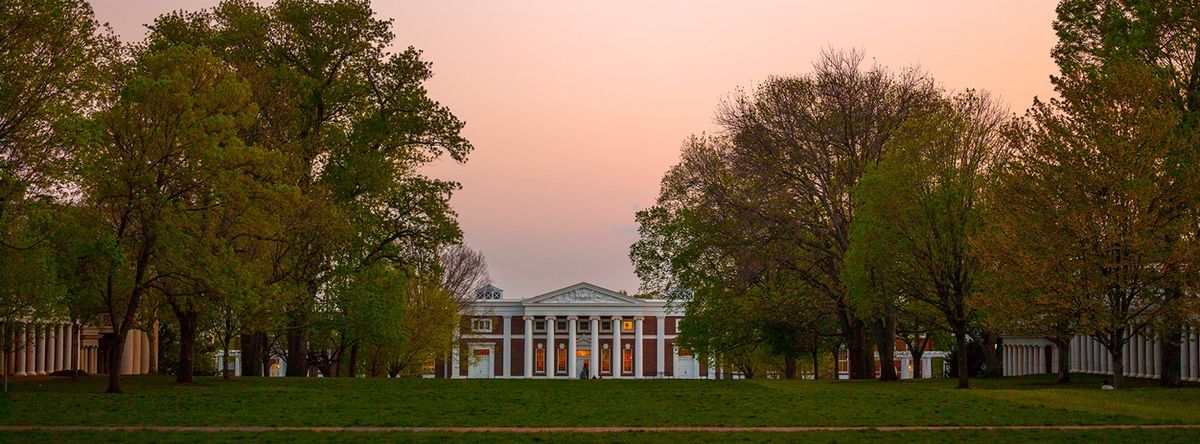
[439, 282, 705, 379]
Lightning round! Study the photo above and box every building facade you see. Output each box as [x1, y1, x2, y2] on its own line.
[3, 317, 156, 377]
[440, 282, 707, 379]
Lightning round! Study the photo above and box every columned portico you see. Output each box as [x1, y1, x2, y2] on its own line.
[15, 323, 27, 376]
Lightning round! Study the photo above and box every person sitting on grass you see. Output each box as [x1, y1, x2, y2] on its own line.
[1100, 379, 1114, 390]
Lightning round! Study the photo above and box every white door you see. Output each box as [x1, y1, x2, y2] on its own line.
[675, 351, 697, 379]
[468, 346, 494, 378]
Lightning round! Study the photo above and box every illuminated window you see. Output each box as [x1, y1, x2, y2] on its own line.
[622, 347, 633, 373]
[556, 345, 567, 373]
[677, 348, 693, 357]
[470, 318, 492, 332]
[601, 345, 612, 372]
[622, 320, 633, 332]
[535, 346, 545, 373]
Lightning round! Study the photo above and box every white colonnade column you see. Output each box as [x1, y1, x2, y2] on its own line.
[523, 316, 533, 378]
[502, 316, 512, 377]
[611, 317, 622, 378]
[567, 316, 578, 379]
[656, 317, 666, 377]
[634, 316, 644, 378]
[545, 316, 556, 378]
[589, 317, 600, 378]
[15, 323, 27, 376]
[35, 324, 46, 375]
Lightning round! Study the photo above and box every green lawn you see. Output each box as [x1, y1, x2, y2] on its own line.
[2, 374, 1197, 442]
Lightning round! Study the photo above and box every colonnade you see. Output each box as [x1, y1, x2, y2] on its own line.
[522, 315, 649, 379]
[1003, 328, 1200, 381]
[1003, 342, 1054, 376]
[4, 321, 154, 376]
[4, 321, 78, 376]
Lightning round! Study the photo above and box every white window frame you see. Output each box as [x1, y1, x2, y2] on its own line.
[471, 318, 492, 333]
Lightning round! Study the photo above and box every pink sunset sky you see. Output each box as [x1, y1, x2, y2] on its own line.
[91, 1, 1059, 298]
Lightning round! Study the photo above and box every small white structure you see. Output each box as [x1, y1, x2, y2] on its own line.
[214, 350, 242, 377]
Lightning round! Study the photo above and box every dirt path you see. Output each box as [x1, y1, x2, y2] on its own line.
[3, 424, 1200, 433]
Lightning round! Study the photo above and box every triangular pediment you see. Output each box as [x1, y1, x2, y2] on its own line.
[524, 282, 643, 305]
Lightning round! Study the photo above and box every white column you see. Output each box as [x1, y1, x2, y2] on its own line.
[1082, 337, 1090, 373]
[1133, 335, 1143, 377]
[1023, 345, 1030, 376]
[64, 324, 74, 371]
[656, 317, 665, 378]
[922, 356, 932, 378]
[48, 324, 59, 372]
[634, 316, 644, 378]
[545, 316, 556, 378]
[34, 324, 46, 375]
[1091, 337, 1099, 373]
[523, 316, 533, 378]
[15, 323, 27, 376]
[589, 317, 600, 378]
[611, 317, 622, 378]
[1186, 330, 1193, 381]
[1100, 339, 1109, 374]
[1075, 338, 1084, 372]
[450, 329, 460, 378]
[140, 330, 150, 374]
[567, 316, 578, 379]
[1142, 335, 1151, 377]
[502, 316, 512, 378]
[1188, 328, 1198, 381]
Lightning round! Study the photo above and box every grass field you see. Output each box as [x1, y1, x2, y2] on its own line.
[2, 373, 1197, 442]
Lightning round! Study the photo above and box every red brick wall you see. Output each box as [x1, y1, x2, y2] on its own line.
[642, 338, 656, 377]
[643, 318, 658, 335]
[511, 338, 524, 376]
[511, 317, 524, 335]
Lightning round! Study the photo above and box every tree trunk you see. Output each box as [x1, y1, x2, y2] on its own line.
[811, 346, 820, 380]
[70, 323, 82, 382]
[106, 330, 126, 393]
[347, 342, 359, 378]
[911, 337, 927, 380]
[831, 340, 841, 379]
[285, 318, 308, 377]
[174, 307, 198, 384]
[954, 323, 969, 389]
[980, 331, 1001, 378]
[842, 314, 873, 379]
[1160, 326, 1183, 388]
[782, 354, 797, 379]
[240, 333, 259, 376]
[1106, 329, 1126, 389]
[1052, 337, 1071, 384]
[871, 317, 899, 381]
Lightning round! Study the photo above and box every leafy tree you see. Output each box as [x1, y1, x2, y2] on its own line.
[0, 0, 113, 390]
[77, 45, 265, 393]
[998, 60, 1198, 389]
[844, 91, 1009, 388]
[1052, 0, 1200, 388]
[146, 0, 472, 376]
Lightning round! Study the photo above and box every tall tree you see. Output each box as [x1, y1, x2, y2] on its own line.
[0, 0, 113, 390]
[844, 91, 1009, 388]
[78, 45, 265, 393]
[147, 0, 473, 376]
[1000, 60, 1198, 389]
[713, 50, 939, 379]
[1052, 0, 1200, 388]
